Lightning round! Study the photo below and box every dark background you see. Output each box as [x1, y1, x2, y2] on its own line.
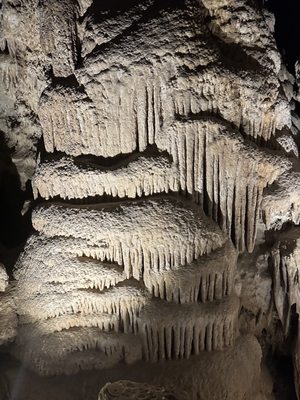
[267, 0, 300, 73]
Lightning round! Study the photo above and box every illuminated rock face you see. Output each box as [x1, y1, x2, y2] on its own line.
[14, 197, 239, 374]
[1, 0, 300, 399]
[0, 264, 8, 293]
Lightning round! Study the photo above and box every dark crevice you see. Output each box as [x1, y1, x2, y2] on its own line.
[0, 135, 33, 274]
[35, 189, 185, 208]
[48, 70, 82, 89]
[38, 144, 172, 169]
[267, 0, 300, 74]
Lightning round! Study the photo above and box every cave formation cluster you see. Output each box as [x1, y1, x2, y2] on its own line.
[1, 0, 300, 399]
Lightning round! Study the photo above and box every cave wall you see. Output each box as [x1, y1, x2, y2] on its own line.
[0, 0, 300, 399]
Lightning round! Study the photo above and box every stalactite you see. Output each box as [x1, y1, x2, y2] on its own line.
[17, 281, 148, 329]
[18, 312, 120, 336]
[75, 3, 290, 148]
[14, 235, 126, 295]
[138, 295, 239, 362]
[39, 85, 117, 157]
[3, 0, 297, 387]
[32, 154, 180, 200]
[31, 197, 227, 279]
[156, 118, 290, 251]
[173, 69, 290, 142]
[270, 228, 300, 335]
[143, 241, 237, 303]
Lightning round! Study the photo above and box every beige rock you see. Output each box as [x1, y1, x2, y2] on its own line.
[270, 228, 300, 335]
[32, 153, 180, 200]
[200, 0, 281, 71]
[156, 118, 290, 251]
[262, 170, 300, 230]
[31, 197, 227, 278]
[98, 380, 187, 400]
[39, 0, 77, 77]
[0, 264, 8, 293]
[1, 0, 299, 396]
[0, 288, 17, 346]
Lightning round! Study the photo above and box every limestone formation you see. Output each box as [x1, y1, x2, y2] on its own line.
[138, 295, 239, 361]
[32, 153, 179, 200]
[39, 0, 77, 77]
[0, 263, 8, 293]
[1, 0, 300, 399]
[200, 0, 280, 70]
[156, 117, 290, 251]
[14, 328, 143, 376]
[0, 264, 17, 346]
[0, 288, 17, 346]
[270, 228, 300, 335]
[80, 1, 155, 58]
[98, 380, 188, 400]
[13, 194, 239, 375]
[262, 170, 300, 230]
[31, 198, 227, 278]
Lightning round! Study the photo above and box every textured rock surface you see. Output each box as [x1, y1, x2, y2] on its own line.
[262, 170, 300, 230]
[1, 0, 300, 399]
[0, 288, 17, 347]
[0, 264, 17, 346]
[0, 263, 8, 293]
[13, 196, 239, 375]
[32, 153, 180, 200]
[98, 380, 188, 400]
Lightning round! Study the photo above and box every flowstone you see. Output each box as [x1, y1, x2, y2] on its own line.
[1, 0, 300, 399]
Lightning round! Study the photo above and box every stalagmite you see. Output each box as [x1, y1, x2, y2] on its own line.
[32, 153, 180, 200]
[269, 227, 300, 394]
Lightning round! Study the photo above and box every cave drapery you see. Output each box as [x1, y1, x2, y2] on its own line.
[1, 0, 300, 399]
